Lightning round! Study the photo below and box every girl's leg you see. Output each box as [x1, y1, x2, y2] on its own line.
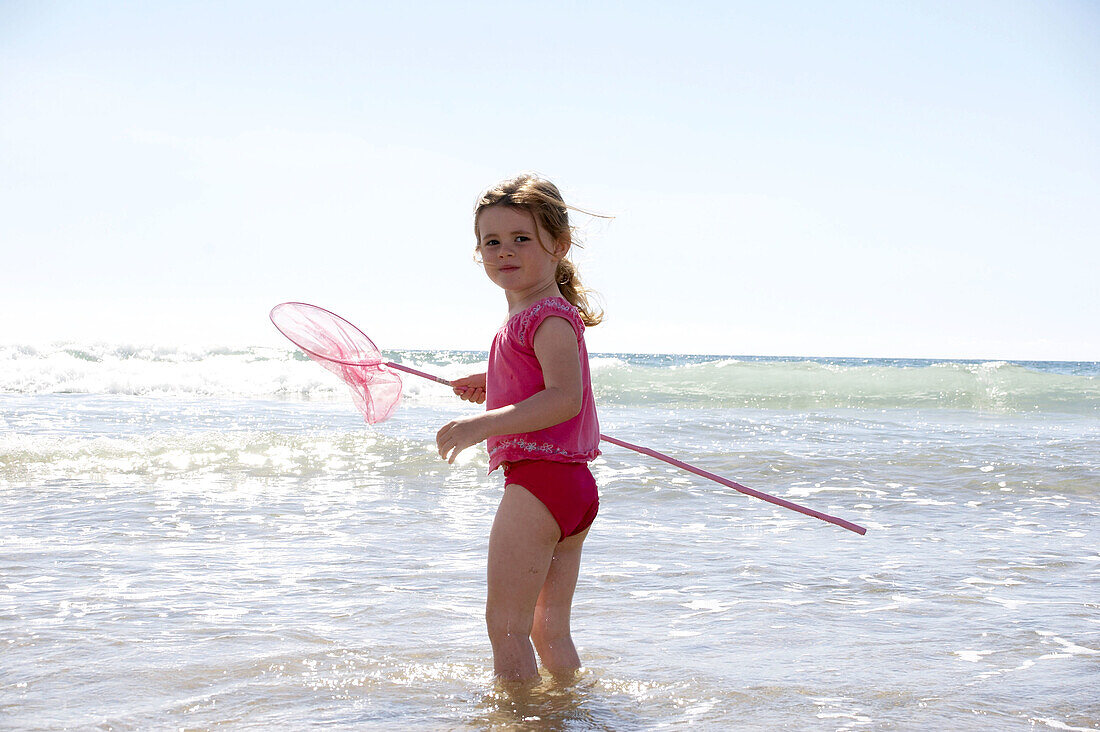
[485, 484, 560, 682]
[531, 527, 588, 674]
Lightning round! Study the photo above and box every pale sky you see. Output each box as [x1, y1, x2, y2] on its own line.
[2, 1, 1098, 360]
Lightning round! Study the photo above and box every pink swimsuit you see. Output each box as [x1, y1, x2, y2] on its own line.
[486, 297, 600, 540]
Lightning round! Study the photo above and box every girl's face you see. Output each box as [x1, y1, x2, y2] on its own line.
[476, 205, 565, 298]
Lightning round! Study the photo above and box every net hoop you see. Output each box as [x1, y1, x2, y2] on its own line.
[270, 301, 402, 424]
[270, 301, 388, 367]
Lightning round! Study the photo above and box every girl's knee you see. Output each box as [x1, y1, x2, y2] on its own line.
[531, 608, 569, 645]
[530, 618, 579, 672]
[485, 604, 533, 644]
[531, 626, 571, 655]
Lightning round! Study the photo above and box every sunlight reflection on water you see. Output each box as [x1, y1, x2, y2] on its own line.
[2, 395, 1098, 729]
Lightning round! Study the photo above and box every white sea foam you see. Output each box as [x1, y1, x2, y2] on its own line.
[2, 343, 1097, 413]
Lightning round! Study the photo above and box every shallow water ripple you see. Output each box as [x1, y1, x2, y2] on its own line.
[2, 394, 1098, 729]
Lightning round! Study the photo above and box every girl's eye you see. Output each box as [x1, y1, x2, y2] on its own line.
[483, 239, 499, 247]
[515, 236, 530, 243]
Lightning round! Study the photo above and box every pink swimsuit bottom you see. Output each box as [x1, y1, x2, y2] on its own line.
[502, 460, 599, 542]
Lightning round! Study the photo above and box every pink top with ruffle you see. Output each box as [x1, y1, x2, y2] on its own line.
[486, 297, 601, 473]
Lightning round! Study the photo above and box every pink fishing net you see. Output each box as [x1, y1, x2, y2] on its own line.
[270, 302, 402, 424]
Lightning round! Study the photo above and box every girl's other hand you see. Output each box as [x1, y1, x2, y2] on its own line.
[451, 372, 487, 404]
[436, 415, 487, 464]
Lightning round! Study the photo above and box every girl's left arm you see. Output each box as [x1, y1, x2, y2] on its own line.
[436, 317, 582, 464]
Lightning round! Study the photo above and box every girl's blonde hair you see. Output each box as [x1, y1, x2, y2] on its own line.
[474, 173, 605, 327]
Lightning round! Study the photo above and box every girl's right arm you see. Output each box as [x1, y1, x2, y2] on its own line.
[451, 372, 486, 404]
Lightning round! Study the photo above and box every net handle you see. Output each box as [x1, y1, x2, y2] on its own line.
[407, 361, 868, 535]
[599, 434, 867, 535]
[386, 361, 453, 386]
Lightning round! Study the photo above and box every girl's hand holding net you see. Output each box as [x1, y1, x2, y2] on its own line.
[451, 373, 487, 404]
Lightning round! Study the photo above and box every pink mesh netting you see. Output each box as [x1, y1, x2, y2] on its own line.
[270, 302, 402, 424]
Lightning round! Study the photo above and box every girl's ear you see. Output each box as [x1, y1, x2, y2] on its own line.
[553, 237, 571, 260]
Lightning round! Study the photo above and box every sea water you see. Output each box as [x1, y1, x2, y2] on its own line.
[1, 344, 1097, 730]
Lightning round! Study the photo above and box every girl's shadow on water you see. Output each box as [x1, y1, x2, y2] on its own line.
[468, 669, 644, 731]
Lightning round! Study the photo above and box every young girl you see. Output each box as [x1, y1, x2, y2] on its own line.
[435, 174, 603, 683]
